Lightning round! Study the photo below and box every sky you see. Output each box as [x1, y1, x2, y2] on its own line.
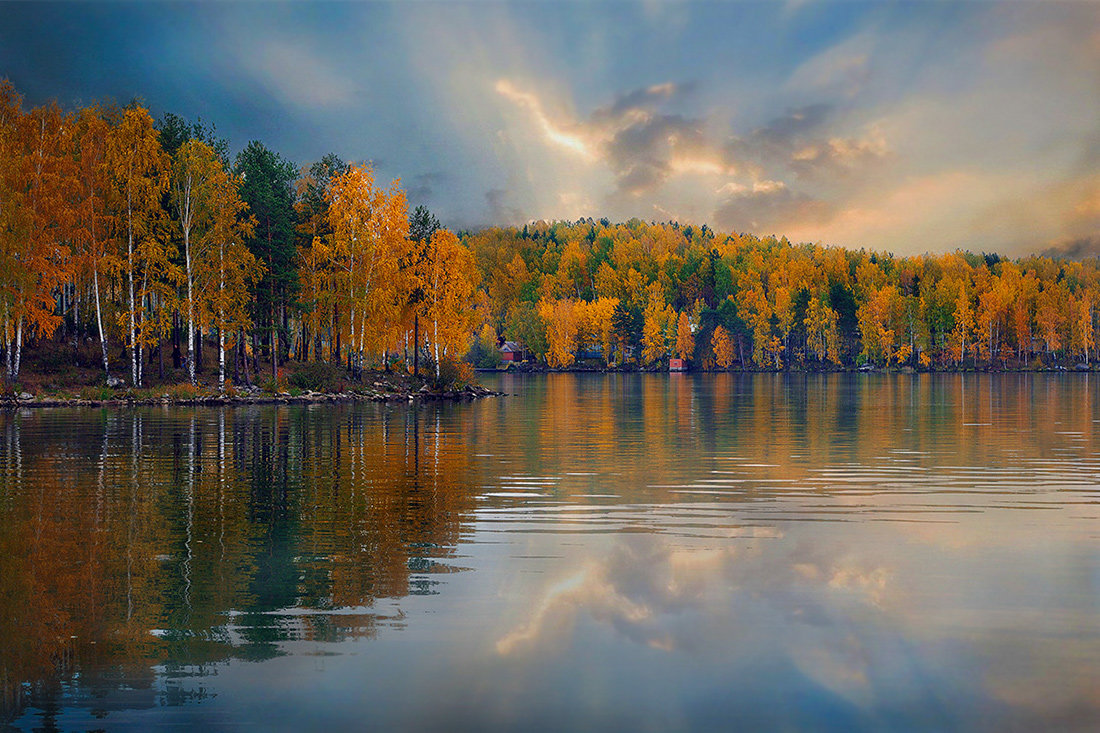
[1, 0, 1098, 256]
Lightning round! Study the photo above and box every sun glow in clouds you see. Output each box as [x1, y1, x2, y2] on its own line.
[495, 77, 753, 213]
[495, 79, 597, 160]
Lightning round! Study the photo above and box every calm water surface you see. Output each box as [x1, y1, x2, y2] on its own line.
[2, 373, 1099, 731]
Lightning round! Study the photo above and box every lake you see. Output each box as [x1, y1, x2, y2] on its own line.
[2, 373, 1099, 731]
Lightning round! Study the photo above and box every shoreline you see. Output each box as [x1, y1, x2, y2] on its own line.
[1, 383, 505, 409]
[6, 365, 1095, 408]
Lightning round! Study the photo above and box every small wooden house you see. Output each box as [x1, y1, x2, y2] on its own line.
[669, 358, 687, 372]
[501, 341, 527, 363]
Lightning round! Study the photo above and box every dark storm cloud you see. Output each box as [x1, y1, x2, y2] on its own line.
[0, 3, 175, 106]
[0, 2, 421, 169]
[751, 104, 835, 145]
[726, 105, 832, 171]
[591, 81, 694, 124]
[725, 103, 887, 181]
[405, 171, 449, 205]
[604, 112, 706, 196]
[1040, 235, 1100, 261]
[485, 188, 524, 225]
[713, 187, 830, 235]
[594, 82, 743, 198]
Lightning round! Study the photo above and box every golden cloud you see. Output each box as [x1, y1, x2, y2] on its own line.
[496, 78, 739, 197]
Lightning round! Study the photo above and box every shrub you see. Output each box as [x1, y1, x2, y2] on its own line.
[467, 325, 503, 369]
[432, 355, 476, 390]
[165, 383, 202, 400]
[79, 385, 115, 401]
[288, 362, 346, 392]
[467, 340, 503, 369]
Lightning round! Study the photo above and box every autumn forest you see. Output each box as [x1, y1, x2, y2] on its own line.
[2, 79, 1099, 393]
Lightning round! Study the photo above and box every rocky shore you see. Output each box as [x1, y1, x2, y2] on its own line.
[0, 382, 504, 409]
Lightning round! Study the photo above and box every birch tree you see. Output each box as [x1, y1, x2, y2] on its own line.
[420, 229, 477, 378]
[0, 81, 28, 382]
[105, 106, 168, 387]
[197, 169, 261, 388]
[326, 164, 408, 375]
[4, 100, 76, 381]
[170, 139, 222, 384]
[74, 105, 118, 381]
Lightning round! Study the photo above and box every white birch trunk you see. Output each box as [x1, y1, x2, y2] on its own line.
[128, 190, 137, 387]
[219, 239, 226, 388]
[180, 170, 196, 385]
[432, 248, 441, 380]
[358, 308, 367, 375]
[138, 267, 149, 388]
[93, 267, 110, 379]
[4, 309, 11, 382]
[219, 325, 226, 389]
[13, 315, 23, 380]
[185, 227, 195, 385]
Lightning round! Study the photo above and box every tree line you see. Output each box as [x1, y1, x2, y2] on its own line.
[469, 219, 1100, 370]
[3, 77, 1099, 387]
[0, 80, 476, 389]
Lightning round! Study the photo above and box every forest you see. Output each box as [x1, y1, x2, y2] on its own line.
[0, 80, 477, 390]
[470, 220, 1099, 371]
[2, 78, 1099, 393]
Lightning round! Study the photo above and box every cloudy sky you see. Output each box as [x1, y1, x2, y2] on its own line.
[2, 1, 1097, 255]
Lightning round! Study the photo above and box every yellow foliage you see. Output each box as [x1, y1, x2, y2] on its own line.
[538, 299, 579, 368]
[675, 312, 694, 360]
[327, 164, 410, 368]
[711, 325, 734, 369]
[479, 323, 499, 353]
[642, 301, 671, 364]
[804, 295, 840, 364]
[421, 230, 479, 375]
[575, 297, 619, 362]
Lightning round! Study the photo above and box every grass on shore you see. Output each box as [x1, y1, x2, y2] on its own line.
[6, 338, 478, 400]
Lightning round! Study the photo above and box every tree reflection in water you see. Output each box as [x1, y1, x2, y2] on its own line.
[0, 403, 477, 724]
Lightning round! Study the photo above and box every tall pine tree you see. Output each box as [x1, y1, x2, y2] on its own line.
[235, 141, 297, 379]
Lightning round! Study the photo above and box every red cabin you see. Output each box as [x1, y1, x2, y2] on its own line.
[501, 341, 526, 362]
